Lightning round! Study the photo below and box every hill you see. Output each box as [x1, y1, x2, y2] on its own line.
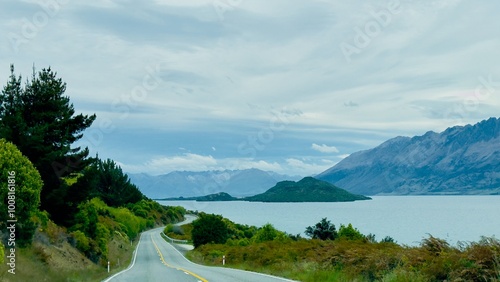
[129, 169, 301, 198]
[244, 177, 371, 202]
[316, 117, 500, 195]
[159, 192, 238, 201]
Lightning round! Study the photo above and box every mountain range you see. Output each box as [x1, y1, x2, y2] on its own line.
[316, 117, 500, 195]
[128, 168, 301, 199]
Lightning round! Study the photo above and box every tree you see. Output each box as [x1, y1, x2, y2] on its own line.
[0, 139, 43, 246]
[338, 223, 365, 241]
[72, 158, 143, 207]
[253, 223, 286, 243]
[47, 158, 144, 225]
[0, 65, 96, 215]
[305, 218, 337, 240]
[191, 213, 229, 248]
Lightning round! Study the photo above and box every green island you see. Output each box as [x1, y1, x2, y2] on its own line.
[159, 177, 371, 202]
[166, 213, 500, 282]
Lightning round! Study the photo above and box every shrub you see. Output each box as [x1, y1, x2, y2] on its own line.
[71, 230, 90, 253]
[0, 139, 43, 247]
[253, 223, 281, 243]
[192, 213, 229, 248]
[338, 223, 365, 241]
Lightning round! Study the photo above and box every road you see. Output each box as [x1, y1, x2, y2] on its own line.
[104, 216, 296, 282]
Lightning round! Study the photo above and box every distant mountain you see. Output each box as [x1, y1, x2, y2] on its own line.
[316, 117, 500, 195]
[128, 168, 301, 199]
[244, 177, 371, 202]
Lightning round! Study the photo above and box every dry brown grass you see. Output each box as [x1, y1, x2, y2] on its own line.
[189, 235, 500, 282]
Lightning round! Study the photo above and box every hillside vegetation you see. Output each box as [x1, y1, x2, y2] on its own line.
[0, 65, 185, 279]
[182, 213, 500, 282]
[245, 177, 371, 202]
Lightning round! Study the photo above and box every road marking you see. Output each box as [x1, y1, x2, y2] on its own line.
[102, 233, 143, 282]
[151, 235, 208, 282]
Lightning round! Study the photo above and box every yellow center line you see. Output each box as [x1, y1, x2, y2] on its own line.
[151, 235, 208, 282]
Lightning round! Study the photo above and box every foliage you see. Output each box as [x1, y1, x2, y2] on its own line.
[69, 198, 185, 264]
[51, 158, 145, 225]
[380, 236, 396, 243]
[0, 65, 96, 217]
[0, 139, 43, 246]
[128, 199, 185, 226]
[253, 223, 286, 243]
[86, 158, 143, 207]
[70, 230, 90, 253]
[191, 233, 500, 282]
[192, 213, 230, 248]
[164, 223, 193, 241]
[244, 177, 371, 202]
[338, 223, 365, 241]
[0, 241, 4, 264]
[188, 215, 500, 282]
[305, 217, 337, 240]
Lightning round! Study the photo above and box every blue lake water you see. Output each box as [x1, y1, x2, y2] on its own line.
[158, 196, 500, 246]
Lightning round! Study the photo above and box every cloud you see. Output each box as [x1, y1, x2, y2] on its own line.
[344, 101, 359, 107]
[285, 158, 333, 176]
[120, 154, 283, 175]
[3, 0, 500, 179]
[311, 143, 340, 153]
[119, 153, 340, 176]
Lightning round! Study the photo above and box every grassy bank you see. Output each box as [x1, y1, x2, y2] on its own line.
[0, 227, 138, 282]
[189, 235, 500, 281]
[180, 214, 500, 282]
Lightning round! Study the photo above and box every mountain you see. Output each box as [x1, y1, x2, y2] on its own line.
[244, 177, 371, 202]
[128, 168, 301, 199]
[316, 117, 500, 195]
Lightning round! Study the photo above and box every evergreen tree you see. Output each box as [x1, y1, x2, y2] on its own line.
[90, 158, 143, 207]
[305, 217, 338, 240]
[0, 65, 96, 215]
[51, 158, 143, 225]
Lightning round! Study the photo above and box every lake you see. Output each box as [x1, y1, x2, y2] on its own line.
[158, 196, 500, 246]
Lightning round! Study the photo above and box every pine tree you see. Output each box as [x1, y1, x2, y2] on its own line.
[0, 65, 96, 215]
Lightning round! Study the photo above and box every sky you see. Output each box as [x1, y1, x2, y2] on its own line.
[1, 0, 499, 176]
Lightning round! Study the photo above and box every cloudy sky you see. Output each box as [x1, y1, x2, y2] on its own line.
[2, 0, 499, 176]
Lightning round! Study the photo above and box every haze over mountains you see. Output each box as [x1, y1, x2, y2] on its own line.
[317, 117, 500, 195]
[130, 118, 499, 198]
[129, 168, 301, 199]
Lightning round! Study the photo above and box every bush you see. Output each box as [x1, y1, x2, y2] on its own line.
[192, 213, 229, 248]
[253, 223, 285, 243]
[338, 223, 365, 241]
[0, 139, 43, 247]
[71, 230, 90, 253]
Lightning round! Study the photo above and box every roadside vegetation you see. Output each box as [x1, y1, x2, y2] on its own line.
[185, 213, 500, 282]
[0, 65, 186, 280]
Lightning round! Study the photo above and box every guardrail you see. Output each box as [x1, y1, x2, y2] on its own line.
[161, 231, 189, 244]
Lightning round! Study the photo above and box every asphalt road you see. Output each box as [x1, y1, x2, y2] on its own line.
[104, 217, 296, 282]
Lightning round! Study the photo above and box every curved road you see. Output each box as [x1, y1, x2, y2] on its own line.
[104, 216, 296, 282]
